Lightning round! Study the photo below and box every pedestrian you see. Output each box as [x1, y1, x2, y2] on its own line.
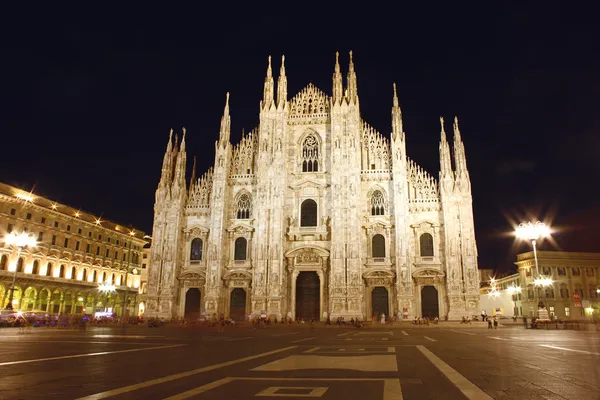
[493, 316, 498, 329]
[487, 316, 492, 329]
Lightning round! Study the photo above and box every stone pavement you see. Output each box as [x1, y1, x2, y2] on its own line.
[0, 324, 598, 399]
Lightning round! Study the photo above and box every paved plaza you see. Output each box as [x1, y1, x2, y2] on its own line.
[0, 323, 599, 399]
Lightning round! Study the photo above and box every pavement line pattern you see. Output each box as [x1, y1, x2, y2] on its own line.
[75, 346, 298, 400]
[337, 331, 354, 337]
[304, 347, 320, 353]
[509, 337, 525, 340]
[417, 345, 492, 400]
[539, 344, 600, 356]
[291, 337, 315, 343]
[489, 336, 508, 341]
[401, 331, 409, 336]
[0, 344, 185, 367]
[256, 386, 328, 397]
[424, 336, 436, 342]
[448, 330, 476, 336]
[2, 340, 165, 345]
[272, 332, 300, 337]
[251, 355, 398, 372]
[225, 337, 254, 341]
[167, 378, 404, 400]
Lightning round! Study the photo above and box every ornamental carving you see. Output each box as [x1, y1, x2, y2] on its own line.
[184, 279, 204, 287]
[296, 249, 319, 264]
[289, 83, 330, 119]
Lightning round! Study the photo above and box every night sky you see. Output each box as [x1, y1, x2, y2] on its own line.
[2, 4, 599, 273]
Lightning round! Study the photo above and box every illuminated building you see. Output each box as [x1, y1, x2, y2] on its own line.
[0, 182, 147, 316]
[146, 52, 480, 321]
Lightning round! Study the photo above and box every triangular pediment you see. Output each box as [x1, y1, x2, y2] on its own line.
[222, 270, 252, 280]
[226, 222, 255, 234]
[289, 177, 329, 191]
[363, 269, 396, 279]
[412, 268, 445, 278]
[363, 219, 392, 231]
[289, 83, 330, 118]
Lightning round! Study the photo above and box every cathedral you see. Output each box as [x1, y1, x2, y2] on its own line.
[145, 52, 480, 322]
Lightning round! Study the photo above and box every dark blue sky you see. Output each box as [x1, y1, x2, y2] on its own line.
[1, 3, 598, 272]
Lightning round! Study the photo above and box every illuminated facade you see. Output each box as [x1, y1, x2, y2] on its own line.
[0, 182, 147, 316]
[146, 52, 480, 321]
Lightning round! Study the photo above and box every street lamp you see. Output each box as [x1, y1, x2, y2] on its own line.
[3, 231, 37, 310]
[516, 221, 551, 311]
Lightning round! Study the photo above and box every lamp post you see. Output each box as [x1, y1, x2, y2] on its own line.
[516, 221, 551, 313]
[3, 231, 37, 310]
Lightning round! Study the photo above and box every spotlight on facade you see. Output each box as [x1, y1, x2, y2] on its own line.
[507, 285, 522, 295]
[16, 193, 35, 202]
[533, 276, 553, 287]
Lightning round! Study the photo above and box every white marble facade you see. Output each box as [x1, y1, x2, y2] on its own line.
[145, 52, 480, 321]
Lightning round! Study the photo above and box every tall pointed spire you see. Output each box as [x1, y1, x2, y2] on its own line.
[346, 50, 358, 103]
[219, 92, 231, 147]
[453, 116, 468, 177]
[391, 83, 403, 141]
[173, 128, 187, 189]
[439, 117, 453, 177]
[332, 51, 343, 104]
[159, 129, 174, 186]
[189, 155, 197, 187]
[263, 55, 274, 108]
[276, 55, 287, 108]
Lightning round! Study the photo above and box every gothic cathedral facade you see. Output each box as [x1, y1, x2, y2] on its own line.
[145, 52, 480, 321]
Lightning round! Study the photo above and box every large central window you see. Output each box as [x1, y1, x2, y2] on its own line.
[302, 134, 320, 172]
[301, 199, 318, 227]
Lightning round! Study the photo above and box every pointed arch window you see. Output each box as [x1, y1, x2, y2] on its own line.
[32, 260, 39, 275]
[372, 234, 386, 258]
[93, 270, 98, 282]
[234, 237, 247, 261]
[301, 199, 318, 227]
[1, 255, 7, 270]
[190, 238, 203, 261]
[302, 134, 320, 172]
[419, 233, 434, 257]
[46, 262, 52, 276]
[371, 190, 386, 215]
[235, 193, 252, 219]
[71, 267, 77, 279]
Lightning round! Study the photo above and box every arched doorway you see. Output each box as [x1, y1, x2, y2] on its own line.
[295, 271, 320, 321]
[229, 288, 247, 321]
[371, 287, 389, 319]
[184, 288, 201, 320]
[421, 286, 439, 319]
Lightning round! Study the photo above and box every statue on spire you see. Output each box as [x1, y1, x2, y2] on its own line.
[277, 54, 287, 107]
[332, 51, 343, 104]
[263, 56, 274, 108]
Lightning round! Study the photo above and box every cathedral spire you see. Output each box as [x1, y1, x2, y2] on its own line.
[453, 116, 469, 178]
[346, 50, 358, 104]
[173, 128, 187, 190]
[332, 51, 343, 104]
[189, 155, 197, 188]
[391, 83, 403, 141]
[263, 55, 274, 109]
[159, 129, 174, 187]
[439, 117, 453, 178]
[276, 55, 287, 108]
[219, 92, 231, 147]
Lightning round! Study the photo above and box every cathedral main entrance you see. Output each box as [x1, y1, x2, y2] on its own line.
[184, 288, 201, 320]
[295, 271, 320, 321]
[371, 287, 389, 319]
[421, 286, 439, 319]
[229, 288, 247, 321]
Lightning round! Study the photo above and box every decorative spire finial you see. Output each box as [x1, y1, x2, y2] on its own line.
[440, 117, 446, 141]
[393, 83, 399, 107]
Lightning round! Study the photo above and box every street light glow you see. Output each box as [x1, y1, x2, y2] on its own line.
[98, 282, 116, 293]
[4, 231, 37, 248]
[516, 221, 550, 241]
[507, 285, 522, 295]
[534, 276, 553, 287]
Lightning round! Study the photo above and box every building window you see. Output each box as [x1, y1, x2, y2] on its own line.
[106, 249, 109, 257]
[586, 268, 595, 277]
[0, 255, 7, 270]
[544, 287, 554, 298]
[67, 225, 71, 231]
[54, 221, 59, 228]
[86, 243, 90, 253]
[234, 237, 247, 261]
[60, 265, 66, 278]
[190, 238, 203, 261]
[542, 266, 551, 275]
[572, 267, 581, 276]
[7, 223, 13, 233]
[370, 190, 386, 216]
[71, 267, 77, 279]
[82, 269, 88, 281]
[32, 260, 39, 274]
[93, 270, 97, 282]
[235, 193, 252, 219]
[300, 199, 318, 227]
[301, 134, 320, 172]
[589, 287, 598, 299]
[116, 240, 119, 245]
[114, 251, 118, 260]
[142, 263, 146, 269]
[75, 241, 80, 251]
[41, 217, 46, 224]
[96, 247, 100, 256]
[372, 234, 385, 258]
[419, 233, 434, 257]
[64, 238, 69, 248]
[46, 262, 52, 276]
[10, 208, 16, 215]
[557, 267, 566, 276]
[26, 213, 32, 220]
[559, 285, 569, 299]
[16, 258, 23, 273]
[51, 235, 57, 245]
[37, 232, 43, 242]
[565, 307, 570, 317]
[88, 231, 92, 237]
